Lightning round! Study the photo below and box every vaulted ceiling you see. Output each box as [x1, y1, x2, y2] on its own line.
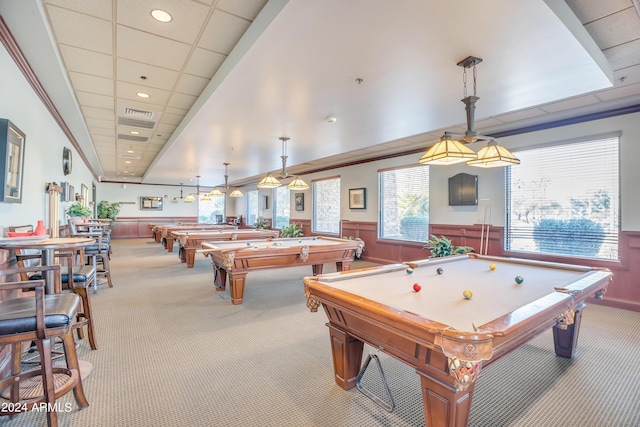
[1, 0, 640, 188]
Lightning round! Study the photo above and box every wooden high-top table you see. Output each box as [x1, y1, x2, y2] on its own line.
[0, 236, 94, 293]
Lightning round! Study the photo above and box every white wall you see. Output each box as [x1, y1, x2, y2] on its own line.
[97, 183, 198, 218]
[0, 45, 94, 234]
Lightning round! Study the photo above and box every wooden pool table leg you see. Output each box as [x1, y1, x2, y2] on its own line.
[179, 247, 186, 263]
[166, 238, 174, 252]
[416, 367, 475, 427]
[185, 248, 195, 268]
[327, 323, 364, 390]
[213, 266, 227, 290]
[553, 302, 585, 358]
[336, 261, 352, 272]
[312, 264, 324, 275]
[228, 273, 247, 305]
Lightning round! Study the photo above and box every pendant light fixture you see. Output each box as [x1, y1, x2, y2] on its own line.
[224, 163, 243, 197]
[419, 56, 520, 168]
[171, 183, 186, 203]
[257, 136, 309, 189]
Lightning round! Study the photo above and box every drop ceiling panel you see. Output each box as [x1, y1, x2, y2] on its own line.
[596, 82, 640, 101]
[45, 5, 112, 54]
[168, 92, 197, 110]
[67, 71, 113, 96]
[603, 39, 640, 70]
[116, 25, 191, 70]
[116, 58, 180, 89]
[198, 10, 251, 54]
[217, 0, 267, 20]
[184, 47, 226, 78]
[81, 105, 115, 120]
[45, 0, 113, 20]
[116, 81, 170, 104]
[57, 45, 114, 78]
[540, 94, 601, 113]
[585, 9, 640, 50]
[76, 91, 115, 109]
[565, 0, 631, 23]
[85, 117, 114, 129]
[116, 0, 210, 44]
[175, 74, 210, 96]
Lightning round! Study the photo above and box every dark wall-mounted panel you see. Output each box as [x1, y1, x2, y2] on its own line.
[448, 173, 478, 206]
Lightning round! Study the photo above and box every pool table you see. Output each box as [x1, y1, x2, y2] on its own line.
[303, 254, 612, 427]
[177, 229, 280, 268]
[165, 225, 238, 252]
[202, 236, 364, 304]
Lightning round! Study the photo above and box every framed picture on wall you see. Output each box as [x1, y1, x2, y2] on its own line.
[295, 193, 304, 211]
[349, 188, 366, 209]
[0, 119, 25, 203]
[140, 196, 163, 210]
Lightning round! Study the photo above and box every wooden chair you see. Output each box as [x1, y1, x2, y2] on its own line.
[13, 248, 99, 351]
[68, 220, 113, 290]
[0, 265, 89, 427]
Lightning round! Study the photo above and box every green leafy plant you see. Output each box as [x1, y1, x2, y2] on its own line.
[253, 217, 270, 229]
[67, 202, 92, 218]
[97, 201, 120, 220]
[280, 223, 303, 238]
[424, 235, 474, 258]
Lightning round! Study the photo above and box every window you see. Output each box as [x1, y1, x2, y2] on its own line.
[379, 165, 429, 242]
[198, 197, 224, 223]
[506, 135, 619, 260]
[246, 190, 258, 226]
[273, 186, 290, 229]
[313, 177, 340, 234]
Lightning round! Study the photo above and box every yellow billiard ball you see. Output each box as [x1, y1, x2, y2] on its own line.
[462, 289, 473, 299]
[489, 263, 496, 271]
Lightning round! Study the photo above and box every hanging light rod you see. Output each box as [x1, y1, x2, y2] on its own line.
[419, 55, 520, 168]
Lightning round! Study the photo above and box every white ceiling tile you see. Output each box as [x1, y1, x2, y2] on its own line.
[175, 73, 210, 95]
[565, 0, 631, 24]
[85, 117, 114, 129]
[116, 81, 170, 105]
[198, 9, 250, 55]
[496, 108, 548, 123]
[117, 25, 191, 70]
[184, 47, 226, 78]
[216, 0, 268, 20]
[45, 5, 112, 54]
[596, 82, 640, 101]
[116, 0, 210, 44]
[604, 39, 640, 71]
[58, 45, 113, 78]
[76, 91, 115, 109]
[168, 92, 197, 110]
[44, 0, 113, 20]
[165, 106, 188, 116]
[159, 113, 184, 126]
[117, 58, 180, 89]
[585, 9, 640, 51]
[155, 123, 177, 133]
[68, 71, 113, 96]
[89, 127, 115, 137]
[81, 105, 114, 120]
[540, 94, 601, 113]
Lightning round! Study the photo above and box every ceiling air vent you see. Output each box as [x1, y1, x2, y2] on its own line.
[117, 106, 158, 129]
[117, 134, 150, 142]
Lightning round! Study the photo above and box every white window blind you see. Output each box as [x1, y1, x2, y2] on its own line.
[273, 186, 290, 229]
[246, 190, 258, 226]
[379, 165, 430, 242]
[313, 177, 340, 234]
[506, 136, 619, 259]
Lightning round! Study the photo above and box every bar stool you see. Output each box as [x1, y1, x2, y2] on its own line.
[0, 265, 89, 427]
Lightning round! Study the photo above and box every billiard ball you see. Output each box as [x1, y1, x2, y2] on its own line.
[489, 263, 496, 271]
[406, 268, 414, 275]
[462, 289, 473, 299]
[298, 239, 302, 243]
[413, 283, 421, 292]
[436, 268, 443, 275]
[515, 275, 524, 284]
[246, 242, 251, 246]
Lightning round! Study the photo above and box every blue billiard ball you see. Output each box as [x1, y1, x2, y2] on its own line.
[406, 268, 413, 275]
[246, 242, 251, 246]
[515, 275, 524, 284]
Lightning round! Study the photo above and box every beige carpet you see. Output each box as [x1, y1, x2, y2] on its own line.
[2, 238, 639, 427]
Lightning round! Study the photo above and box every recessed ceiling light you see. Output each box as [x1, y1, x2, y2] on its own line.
[151, 9, 172, 23]
[130, 131, 139, 135]
[125, 161, 131, 164]
[136, 92, 150, 98]
[127, 150, 134, 153]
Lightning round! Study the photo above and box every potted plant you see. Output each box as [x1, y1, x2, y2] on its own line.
[253, 218, 270, 229]
[280, 223, 303, 238]
[424, 234, 474, 258]
[97, 201, 120, 220]
[67, 202, 92, 224]
[345, 236, 364, 259]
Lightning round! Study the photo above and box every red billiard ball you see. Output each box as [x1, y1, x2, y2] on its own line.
[413, 283, 422, 292]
